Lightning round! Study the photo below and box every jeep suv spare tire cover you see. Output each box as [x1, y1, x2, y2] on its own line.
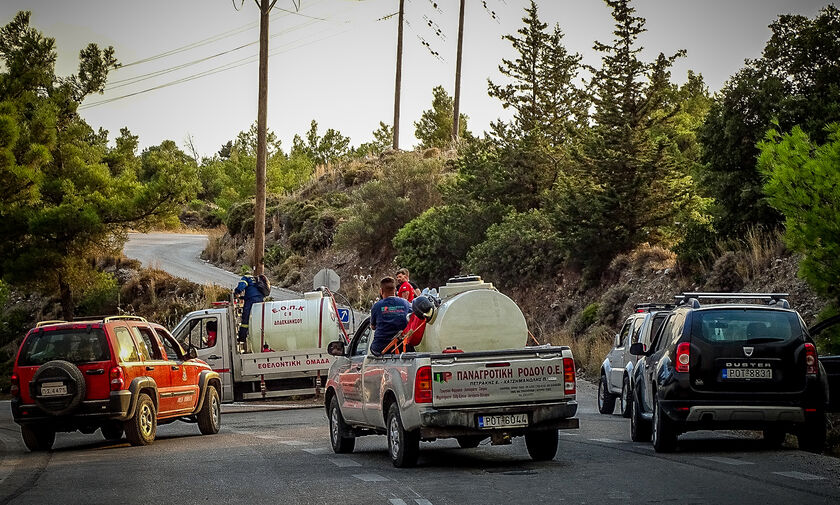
[31, 360, 86, 416]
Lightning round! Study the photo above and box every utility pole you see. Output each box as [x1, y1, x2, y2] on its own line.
[392, 0, 405, 150]
[253, 0, 278, 276]
[452, 0, 466, 142]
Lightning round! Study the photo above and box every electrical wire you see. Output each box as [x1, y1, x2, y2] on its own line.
[79, 19, 369, 110]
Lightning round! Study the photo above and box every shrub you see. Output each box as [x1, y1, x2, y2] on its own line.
[467, 210, 564, 287]
[76, 271, 119, 316]
[335, 153, 444, 257]
[597, 285, 632, 327]
[264, 244, 290, 269]
[226, 201, 254, 237]
[274, 255, 306, 284]
[573, 303, 600, 335]
[705, 251, 744, 292]
[393, 202, 510, 285]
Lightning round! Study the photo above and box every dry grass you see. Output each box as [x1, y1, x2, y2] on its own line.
[710, 227, 786, 284]
[549, 325, 613, 381]
[202, 228, 227, 263]
[628, 243, 677, 275]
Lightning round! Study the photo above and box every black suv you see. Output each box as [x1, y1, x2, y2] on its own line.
[629, 293, 830, 453]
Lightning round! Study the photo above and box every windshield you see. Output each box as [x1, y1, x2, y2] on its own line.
[690, 309, 803, 344]
[18, 328, 111, 366]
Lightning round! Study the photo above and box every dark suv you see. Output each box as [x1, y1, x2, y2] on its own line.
[11, 316, 222, 451]
[629, 293, 829, 453]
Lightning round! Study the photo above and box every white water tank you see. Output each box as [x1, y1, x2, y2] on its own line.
[416, 277, 528, 353]
[247, 291, 340, 352]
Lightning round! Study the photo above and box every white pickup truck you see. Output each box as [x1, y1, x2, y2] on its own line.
[324, 277, 579, 467]
[171, 291, 345, 401]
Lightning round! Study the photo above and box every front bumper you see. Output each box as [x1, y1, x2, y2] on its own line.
[418, 400, 578, 439]
[12, 390, 133, 427]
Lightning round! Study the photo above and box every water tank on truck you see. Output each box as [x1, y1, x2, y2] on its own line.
[247, 291, 340, 352]
[416, 276, 528, 353]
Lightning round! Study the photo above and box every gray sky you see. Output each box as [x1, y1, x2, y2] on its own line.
[0, 0, 832, 157]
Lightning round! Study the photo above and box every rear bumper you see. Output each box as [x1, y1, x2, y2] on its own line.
[418, 401, 578, 439]
[12, 391, 133, 427]
[684, 405, 805, 423]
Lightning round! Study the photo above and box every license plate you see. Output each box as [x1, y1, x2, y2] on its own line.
[40, 382, 67, 396]
[722, 368, 773, 380]
[477, 413, 528, 429]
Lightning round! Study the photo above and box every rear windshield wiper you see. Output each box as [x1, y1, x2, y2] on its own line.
[744, 337, 786, 344]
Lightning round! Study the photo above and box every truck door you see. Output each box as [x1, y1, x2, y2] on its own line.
[337, 321, 371, 423]
[174, 315, 231, 401]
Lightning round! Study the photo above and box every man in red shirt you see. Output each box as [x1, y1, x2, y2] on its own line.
[396, 268, 421, 302]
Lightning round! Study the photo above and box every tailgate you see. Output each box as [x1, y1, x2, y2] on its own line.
[430, 348, 569, 407]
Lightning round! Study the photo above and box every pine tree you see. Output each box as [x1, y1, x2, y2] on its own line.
[414, 85, 469, 149]
[579, 0, 686, 260]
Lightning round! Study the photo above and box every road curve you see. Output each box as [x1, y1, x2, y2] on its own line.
[123, 232, 299, 300]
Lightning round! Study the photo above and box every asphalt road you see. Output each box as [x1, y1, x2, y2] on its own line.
[123, 232, 300, 301]
[2, 380, 839, 505]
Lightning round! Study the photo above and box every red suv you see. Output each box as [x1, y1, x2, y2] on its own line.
[10, 315, 222, 451]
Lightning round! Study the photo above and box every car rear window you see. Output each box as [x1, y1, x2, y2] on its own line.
[691, 309, 803, 344]
[18, 329, 111, 366]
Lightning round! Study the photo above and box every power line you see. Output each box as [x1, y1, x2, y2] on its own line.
[106, 18, 320, 90]
[79, 21, 367, 110]
[116, 0, 325, 69]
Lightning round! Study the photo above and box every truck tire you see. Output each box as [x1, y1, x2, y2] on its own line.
[101, 421, 124, 442]
[197, 387, 221, 435]
[525, 430, 558, 461]
[124, 393, 156, 446]
[387, 403, 419, 468]
[597, 373, 616, 415]
[329, 396, 355, 453]
[630, 396, 651, 442]
[619, 376, 632, 418]
[797, 410, 826, 453]
[456, 436, 483, 449]
[652, 399, 677, 453]
[21, 425, 55, 452]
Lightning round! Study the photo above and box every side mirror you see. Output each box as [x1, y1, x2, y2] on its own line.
[614, 334, 621, 347]
[629, 343, 647, 356]
[187, 346, 198, 360]
[327, 340, 346, 357]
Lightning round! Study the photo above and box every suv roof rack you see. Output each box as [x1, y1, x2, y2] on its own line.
[634, 303, 675, 313]
[35, 320, 67, 327]
[675, 292, 791, 309]
[102, 315, 148, 323]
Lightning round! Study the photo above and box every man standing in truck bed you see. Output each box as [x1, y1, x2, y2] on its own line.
[234, 271, 270, 343]
[370, 277, 412, 355]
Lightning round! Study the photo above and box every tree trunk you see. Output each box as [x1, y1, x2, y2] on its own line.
[58, 273, 74, 321]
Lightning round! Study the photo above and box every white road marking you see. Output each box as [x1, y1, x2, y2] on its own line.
[328, 458, 361, 468]
[353, 473, 390, 482]
[701, 456, 754, 466]
[589, 438, 623, 444]
[558, 432, 579, 436]
[415, 499, 433, 505]
[302, 447, 330, 455]
[280, 440, 311, 446]
[773, 471, 826, 481]
[255, 434, 283, 440]
[389, 500, 407, 505]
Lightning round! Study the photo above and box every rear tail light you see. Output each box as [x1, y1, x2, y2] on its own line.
[563, 357, 576, 395]
[110, 366, 125, 391]
[414, 366, 433, 404]
[10, 373, 20, 398]
[805, 343, 817, 375]
[675, 342, 690, 373]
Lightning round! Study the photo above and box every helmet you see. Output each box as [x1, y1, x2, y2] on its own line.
[412, 296, 435, 320]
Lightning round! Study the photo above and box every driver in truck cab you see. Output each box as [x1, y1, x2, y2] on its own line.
[369, 276, 412, 355]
